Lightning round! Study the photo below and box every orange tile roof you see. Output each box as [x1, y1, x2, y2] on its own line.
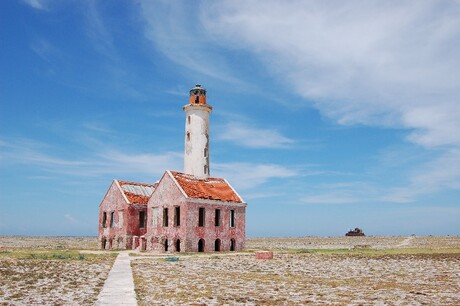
[118, 180, 157, 205]
[170, 171, 242, 203]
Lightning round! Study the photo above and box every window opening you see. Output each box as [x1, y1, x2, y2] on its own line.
[230, 210, 235, 228]
[195, 96, 199, 103]
[198, 239, 205, 252]
[152, 207, 158, 227]
[163, 208, 169, 227]
[110, 211, 115, 228]
[175, 239, 181, 252]
[188, 116, 191, 124]
[204, 147, 208, 157]
[139, 211, 146, 228]
[102, 212, 107, 228]
[215, 209, 221, 227]
[204, 165, 208, 174]
[174, 206, 181, 226]
[230, 239, 235, 251]
[214, 239, 221, 252]
[101, 238, 107, 250]
[198, 207, 205, 227]
[118, 210, 123, 228]
[187, 132, 190, 141]
[164, 239, 168, 252]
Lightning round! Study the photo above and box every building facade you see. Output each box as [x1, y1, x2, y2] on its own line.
[98, 84, 247, 252]
[98, 180, 156, 250]
[146, 171, 246, 252]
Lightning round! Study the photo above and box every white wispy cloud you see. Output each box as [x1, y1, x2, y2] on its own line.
[84, 1, 117, 62]
[30, 38, 60, 62]
[202, 1, 460, 147]
[302, 194, 361, 205]
[0, 137, 182, 180]
[64, 214, 77, 224]
[138, 1, 245, 85]
[22, 0, 47, 10]
[216, 121, 294, 148]
[213, 162, 298, 190]
[382, 148, 460, 203]
[197, 1, 460, 203]
[0, 136, 300, 195]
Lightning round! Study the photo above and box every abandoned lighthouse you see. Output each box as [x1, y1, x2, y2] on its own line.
[98, 85, 247, 252]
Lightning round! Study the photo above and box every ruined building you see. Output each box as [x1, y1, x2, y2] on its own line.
[98, 85, 247, 252]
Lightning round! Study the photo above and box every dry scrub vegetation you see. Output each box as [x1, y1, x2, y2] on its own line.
[0, 236, 115, 305]
[132, 236, 460, 305]
[1, 236, 459, 305]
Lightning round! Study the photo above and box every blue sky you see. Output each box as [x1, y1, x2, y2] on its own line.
[1, 0, 459, 236]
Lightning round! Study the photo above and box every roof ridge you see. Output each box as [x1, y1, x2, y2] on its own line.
[118, 180, 156, 187]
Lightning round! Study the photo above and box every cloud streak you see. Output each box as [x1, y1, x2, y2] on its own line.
[0, 137, 182, 180]
[183, 0, 460, 204]
[22, 0, 47, 10]
[216, 121, 294, 148]
[213, 162, 298, 190]
[202, 1, 460, 148]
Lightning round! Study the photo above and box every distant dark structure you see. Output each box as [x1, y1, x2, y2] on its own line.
[346, 228, 365, 236]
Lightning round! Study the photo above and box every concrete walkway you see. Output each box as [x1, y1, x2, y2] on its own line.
[95, 252, 137, 305]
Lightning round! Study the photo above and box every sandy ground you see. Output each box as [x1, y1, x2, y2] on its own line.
[1, 236, 459, 305]
[132, 236, 460, 305]
[245, 235, 460, 250]
[0, 236, 114, 305]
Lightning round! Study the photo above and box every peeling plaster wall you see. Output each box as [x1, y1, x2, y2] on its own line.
[147, 173, 246, 252]
[98, 181, 147, 250]
[184, 105, 211, 178]
[147, 173, 188, 252]
[185, 201, 246, 252]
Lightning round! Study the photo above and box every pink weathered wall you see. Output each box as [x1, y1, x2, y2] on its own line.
[185, 201, 246, 252]
[98, 180, 147, 250]
[146, 172, 246, 252]
[147, 172, 188, 252]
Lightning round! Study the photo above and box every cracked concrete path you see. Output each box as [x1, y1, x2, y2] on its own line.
[95, 252, 137, 305]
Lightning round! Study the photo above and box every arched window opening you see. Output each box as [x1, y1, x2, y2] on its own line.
[198, 239, 205, 252]
[230, 239, 236, 251]
[187, 132, 191, 141]
[175, 239, 181, 252]
[214, 239, 221, 252]
[164, 239, 169, 252]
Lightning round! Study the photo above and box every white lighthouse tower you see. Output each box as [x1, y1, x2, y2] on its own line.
[183, 84, 212, 178]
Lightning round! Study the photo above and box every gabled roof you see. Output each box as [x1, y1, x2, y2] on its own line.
[118, 180, 157, 205]
[169, 171, 243, 203]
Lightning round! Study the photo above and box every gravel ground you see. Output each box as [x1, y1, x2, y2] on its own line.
[0, 237, 114, 306]
[1, 236, 459, 305]
[133, 236, 460, 305]
[246, 236, 460, 250]
[0, 236, 98, 250]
